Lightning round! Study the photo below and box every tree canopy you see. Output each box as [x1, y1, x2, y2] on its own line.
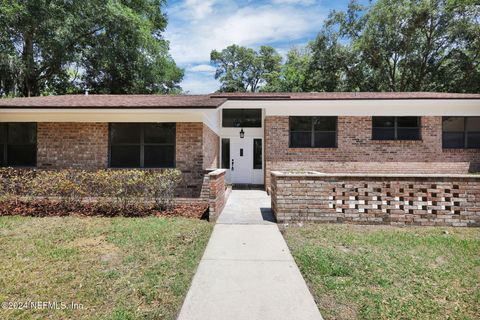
[211, 0, 479, 93]
[0, 0, 183, 97]
[210, 44, 282, 92]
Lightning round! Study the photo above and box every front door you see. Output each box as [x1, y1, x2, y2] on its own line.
[230, 138, 253, 184]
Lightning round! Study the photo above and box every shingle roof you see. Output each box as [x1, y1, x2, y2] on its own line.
[0, 92, 478, 109]
[0, 94, 227, 109]
[210, 92, 480, 100]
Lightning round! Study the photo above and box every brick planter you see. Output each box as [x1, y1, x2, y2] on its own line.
[207, 169, 228, 221]
[271, 171, 480, 227]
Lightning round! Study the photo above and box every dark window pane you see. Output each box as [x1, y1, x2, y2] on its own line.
[110, 123, 141, 143]
[314, 132, 336, 148]
[443, 117, 464, 132]
[397, 117, 419, 128]
[290, 132, 312, 148]
[144, 123, 175, 144]
[467, 132, 480, 148]
[253, 139, 262, 169]
[110, 145, 140, 167]
[144, 145, 175, 168]
[0, 145, 4, 166]
[372, 128, 395, 140]
[222, 109, 262, 128]
[443, 132, 465, 148]
[290, 117, 312, 131]
[397, 128, 421, 140]
[373, 117, 395, 128]
[466, 117, 480, 132]
[242, 109, 262, 127]
[7, 123, 36, 143]
[7, 145, 36, 166]
[313, 117, 336, 131]
[222, 109, 243, 127]
[0, 123, 5, 143]
[221, 138, 230, 169]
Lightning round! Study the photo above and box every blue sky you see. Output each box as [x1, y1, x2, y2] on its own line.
[165, 0, 372, 93]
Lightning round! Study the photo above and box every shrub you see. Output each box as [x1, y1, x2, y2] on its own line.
[0, 168, 182, 215]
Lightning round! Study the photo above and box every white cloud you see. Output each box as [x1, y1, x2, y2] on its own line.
[182, 0, 217, 21]
[165, 0, 326, 93]
[166, 2, 325, 65]
[181, 72, 220, 94]
[187, 64, 216, 73]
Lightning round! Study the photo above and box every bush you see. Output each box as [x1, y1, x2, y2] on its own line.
[0, 168, 182, 215]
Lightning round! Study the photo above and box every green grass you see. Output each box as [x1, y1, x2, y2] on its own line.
[283, 224, 480, 320]
[0, 216, 213, 320]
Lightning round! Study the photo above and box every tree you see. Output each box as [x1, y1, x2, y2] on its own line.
[307, 0, 480, 92]
[210, 44, 282, 92]
[0, 0, 183, 97]
[263, 47, 311, 92]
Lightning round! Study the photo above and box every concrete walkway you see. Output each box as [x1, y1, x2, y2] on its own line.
[177, 190, 323, 320]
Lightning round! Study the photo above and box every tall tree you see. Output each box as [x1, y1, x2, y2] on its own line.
[0, 0, 183, 97]
[263, 47, 311, 92]
[210, 44, 282, 92]
[307, 0, 480, 92]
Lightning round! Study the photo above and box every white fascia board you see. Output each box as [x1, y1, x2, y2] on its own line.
[0, 108, 221, 134]
[222, 99, 480, 116]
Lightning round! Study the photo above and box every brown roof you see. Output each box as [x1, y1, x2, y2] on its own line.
[0, 92, 479, 109]
[210, 92, 480, 100]
[0, 94, 227, 109]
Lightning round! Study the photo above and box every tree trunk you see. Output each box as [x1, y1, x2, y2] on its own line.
[22, 32, 37, 97]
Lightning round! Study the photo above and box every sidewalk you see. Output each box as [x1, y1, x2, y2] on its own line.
[177, 190, 323, 320]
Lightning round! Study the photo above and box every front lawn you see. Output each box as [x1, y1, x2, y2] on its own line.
[0, 216, 213, 320]
[283, 224, 480, 320]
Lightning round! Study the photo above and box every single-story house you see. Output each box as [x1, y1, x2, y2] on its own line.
[0, 92, 479, 196]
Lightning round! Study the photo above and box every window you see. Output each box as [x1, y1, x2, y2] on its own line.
[289, 116, 337, 148]
[221, 138, 230, 169]
[253, 139, 262, 169]
[109, 123, 175, 168]
[0, 123, 37, 167]
[222, 109, 262, 127]
[372, 117, 421, 140]
[443, 117, 480, 149]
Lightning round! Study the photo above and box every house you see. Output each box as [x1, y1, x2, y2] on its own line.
[0, 92, 479, 197]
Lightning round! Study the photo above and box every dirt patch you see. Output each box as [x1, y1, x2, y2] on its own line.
[70, 235, 121, 263]
[318, 295, 358, 320]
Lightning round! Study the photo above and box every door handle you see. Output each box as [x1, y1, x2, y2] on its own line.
[231, 159, 234, 171]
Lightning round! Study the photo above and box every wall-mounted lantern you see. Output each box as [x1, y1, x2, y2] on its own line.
[239, 128, 245, 139]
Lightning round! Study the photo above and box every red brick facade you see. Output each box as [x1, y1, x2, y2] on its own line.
[265, 116, 480, 188]
[36, 122, 219, 198]
[202, 123, 219, 169]
[207, 169, 227, 220]
[37, 123, 108, 168]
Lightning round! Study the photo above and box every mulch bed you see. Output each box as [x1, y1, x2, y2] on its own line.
[0, 200, 209, 219]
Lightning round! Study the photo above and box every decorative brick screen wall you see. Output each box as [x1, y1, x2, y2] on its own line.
[271, 171, 480, 227]
[265, 116, 480, 189]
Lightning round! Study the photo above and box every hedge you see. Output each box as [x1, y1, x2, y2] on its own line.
[0, 168, 182, 215]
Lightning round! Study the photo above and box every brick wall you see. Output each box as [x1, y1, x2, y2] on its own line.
[37, 123, 108, 168]
[207, 169, 227, 221]
[202, 124, 219, 169]
[265, 116, 480, 188]
[271, 172, 480, 227]
[36, 122, 219, 198]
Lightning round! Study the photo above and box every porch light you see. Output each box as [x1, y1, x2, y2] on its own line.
[239, 128, 245, 139]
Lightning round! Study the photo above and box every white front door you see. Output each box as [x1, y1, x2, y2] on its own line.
[230, 138, 253, 184]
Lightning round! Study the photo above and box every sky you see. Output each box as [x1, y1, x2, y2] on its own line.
[164, 0, 371, 94]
